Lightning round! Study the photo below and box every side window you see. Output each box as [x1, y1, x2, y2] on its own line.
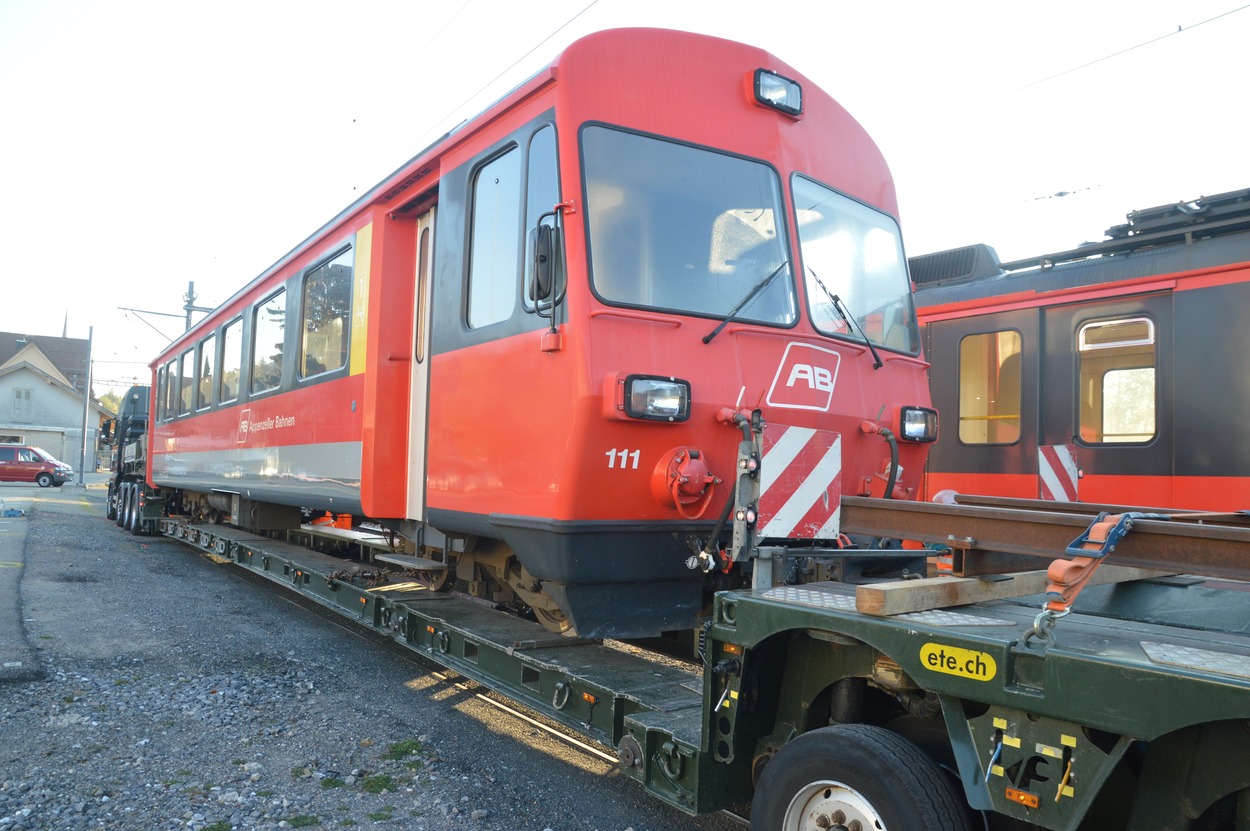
[300, 248, 353, 378]
[197, 334, 216, 411]
[251, 289, 287, 394]
[1078, 317, 1156, 443]
[468, 147, 522, 328]
[416, 227, 431, 363]
[156, 365, 167, 422]
[0, 448, 13, 462]
[163, 360, 178, 419]
[220, 318, 242, 403]
[177, 350, 193, 416]
[958, 330, 1022, 444]
[524, 125, 561, 311]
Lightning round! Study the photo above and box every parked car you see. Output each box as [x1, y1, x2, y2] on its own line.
[0, 446, 74, 487]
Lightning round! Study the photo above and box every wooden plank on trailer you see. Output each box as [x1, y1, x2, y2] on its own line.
[855, 565, 1173, 616]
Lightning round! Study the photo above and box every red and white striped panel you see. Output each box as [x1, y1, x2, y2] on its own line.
[758, 425, 842, 540]
[1038, 444, 1079, 502]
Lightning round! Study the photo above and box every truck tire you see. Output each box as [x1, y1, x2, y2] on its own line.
[116, 485, 130, 527]
[751, 723, 974, 831]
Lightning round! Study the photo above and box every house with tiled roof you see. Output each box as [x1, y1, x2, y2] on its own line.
[0, 332, 110, 469]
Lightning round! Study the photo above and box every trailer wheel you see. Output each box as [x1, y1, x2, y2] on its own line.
[751, 724, 974, 831]
[106, 485, 117, 520]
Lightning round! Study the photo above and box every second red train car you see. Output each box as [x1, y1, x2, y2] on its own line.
[914, 187, 1250, 511]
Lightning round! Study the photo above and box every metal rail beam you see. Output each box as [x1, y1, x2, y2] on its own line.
[841, 496, 1250, 581]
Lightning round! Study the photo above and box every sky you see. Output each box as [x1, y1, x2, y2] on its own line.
[2, 0, 1247, 395]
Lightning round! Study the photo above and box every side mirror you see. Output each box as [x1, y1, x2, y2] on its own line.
[101, 420, 114, 443]
[530, 224, 554, 302]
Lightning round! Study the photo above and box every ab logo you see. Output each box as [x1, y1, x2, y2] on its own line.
[767, 343, 841, 411]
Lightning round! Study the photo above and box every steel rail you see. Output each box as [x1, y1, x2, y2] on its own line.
[841, 495, 1250, 580]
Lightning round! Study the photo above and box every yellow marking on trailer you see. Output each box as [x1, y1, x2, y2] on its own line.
[990, 764, 1004, 777]
[993, 717, 1008, 729]
[1036, 743, 1063, 758]
[920, 643, 997, 681]
[1061, 734, 1078, 747]
[1003, 735, 1021, 749]
[350, 223, 373, 376]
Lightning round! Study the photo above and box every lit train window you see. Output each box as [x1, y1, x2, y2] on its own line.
[468, 147, 522, 328]
[958, 330, 1022, 445]
[251, 289, 287, 394]
[583, 126, 793, 324]
[1078, 317, 1156, 443]
[300, 248, 353, 378]
[196, 334, 216, 411]
[177, 350, 193, 416]
[219, 318, 242, 403]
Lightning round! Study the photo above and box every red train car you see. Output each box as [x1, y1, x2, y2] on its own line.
[144, 28, 935, 637]
[914, 188, 1250, 510]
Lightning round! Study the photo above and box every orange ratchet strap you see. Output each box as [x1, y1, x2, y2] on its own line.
[1044, 511, 1170, 613]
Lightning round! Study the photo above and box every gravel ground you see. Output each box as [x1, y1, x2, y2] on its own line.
[0, 486, 745, 831]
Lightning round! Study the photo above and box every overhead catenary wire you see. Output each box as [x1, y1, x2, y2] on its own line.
[993, 3, 1250, 99]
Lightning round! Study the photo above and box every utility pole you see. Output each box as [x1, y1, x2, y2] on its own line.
[78, 326, 93, 487]
[184, 281, 213, 331]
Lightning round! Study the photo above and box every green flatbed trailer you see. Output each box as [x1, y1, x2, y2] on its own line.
[155, 515, 1250, 831]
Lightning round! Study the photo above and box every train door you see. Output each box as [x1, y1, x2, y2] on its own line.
[924, 309, 1041, 498]
[406, 208, 436, 520]
[1041, 293, 1174, 507]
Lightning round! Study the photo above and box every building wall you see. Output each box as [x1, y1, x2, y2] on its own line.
[0, 367, 97, 463]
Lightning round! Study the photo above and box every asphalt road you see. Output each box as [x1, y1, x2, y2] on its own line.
[0, 475, 746, 830]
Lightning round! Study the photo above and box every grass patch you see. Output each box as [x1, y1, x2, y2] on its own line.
[321, 776, 346, 789]
[204, 823, 232, 831]
[289, 816, 321, 828]
[359, 774, 396, 794]
[365, 810, 393, 821]
[381, 739, 422, 760]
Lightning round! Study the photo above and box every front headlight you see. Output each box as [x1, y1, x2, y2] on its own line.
[625, 375, 690, 422]
[900, 406, 938, 442]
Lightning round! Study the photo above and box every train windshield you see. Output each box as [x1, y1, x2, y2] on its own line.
[793, 176, 919, 354]
[583, 126, 795, 325]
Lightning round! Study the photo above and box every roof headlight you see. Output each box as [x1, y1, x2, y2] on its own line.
[900, 406, 938, 442]
[626, 375, 690, 422]
[753, 69, 803, 117]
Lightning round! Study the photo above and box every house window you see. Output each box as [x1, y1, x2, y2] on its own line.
[12, 389, 32, 423]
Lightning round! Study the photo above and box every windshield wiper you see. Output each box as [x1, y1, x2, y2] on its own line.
[808, 267, 883, 370]
[703, 261, 789, 344]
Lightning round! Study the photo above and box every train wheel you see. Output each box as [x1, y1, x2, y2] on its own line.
[413, 564, 453, 592]
[750, 724, 974, 831]
[532, 606, 572, 634]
